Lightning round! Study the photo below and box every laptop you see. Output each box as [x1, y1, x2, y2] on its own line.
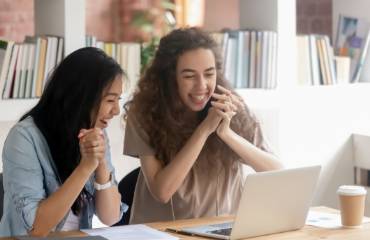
[173, 165, 321, 240]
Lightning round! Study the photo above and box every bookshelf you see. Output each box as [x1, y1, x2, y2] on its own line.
[0, 0, 86, 122]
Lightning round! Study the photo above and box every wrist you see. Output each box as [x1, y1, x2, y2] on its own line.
[198, 121, 213, 137]
[76, 162, 96, 178]
[95, 160, 110, 184]
[217, 127, 234, 141]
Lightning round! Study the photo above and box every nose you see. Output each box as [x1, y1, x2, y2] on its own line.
[112, 101, 120, 116]
[196, 74, 208, 89]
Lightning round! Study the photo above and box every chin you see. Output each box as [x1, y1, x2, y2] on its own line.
[188, 103, 208, 112]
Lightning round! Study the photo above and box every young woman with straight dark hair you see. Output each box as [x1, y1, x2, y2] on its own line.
[0, 47, 126, 236]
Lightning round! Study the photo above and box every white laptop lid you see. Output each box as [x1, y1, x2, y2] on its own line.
[178, 165, 321, 240]
[230, 165, 321, 239]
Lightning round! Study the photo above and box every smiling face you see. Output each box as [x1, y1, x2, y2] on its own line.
[176, 48, 217, 112]
[94, 75, 123, 128]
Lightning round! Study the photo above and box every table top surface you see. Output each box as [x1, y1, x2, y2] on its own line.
[3, 207, 370, 240]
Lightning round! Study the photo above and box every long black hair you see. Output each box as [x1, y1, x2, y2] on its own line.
[21, 47, 123, 214]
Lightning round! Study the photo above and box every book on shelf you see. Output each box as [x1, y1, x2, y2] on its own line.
[0, 40, 14, 98]
[334, 56, 350, 84]
[334, 14, 370, 83]
[297, 34, 338, 86]
[0, 36, 64, 100]
[2, 44, 19, 99]
[211, 30, 277, 89]
[86, 36, 141, 95]
[0, 35, 142, 100]
[296, 35, 311, 86]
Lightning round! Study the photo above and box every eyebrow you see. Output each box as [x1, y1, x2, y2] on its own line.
[181, 67, 215, 74]
[104, 93, 121, 97]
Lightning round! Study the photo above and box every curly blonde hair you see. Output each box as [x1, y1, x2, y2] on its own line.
[125, 27, 262, 166]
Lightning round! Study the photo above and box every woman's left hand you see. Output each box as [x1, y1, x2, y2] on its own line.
[211, 85, 243, 137]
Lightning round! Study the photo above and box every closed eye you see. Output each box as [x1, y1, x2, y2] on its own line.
[205, 73, 214, 78]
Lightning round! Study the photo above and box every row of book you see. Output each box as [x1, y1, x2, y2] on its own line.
[297, 34, 344, 86]
[86, 36, 141, 95]
[212, 30, 278, 89]
[0, 36, 141, 100]
[0, 36, 64, 99]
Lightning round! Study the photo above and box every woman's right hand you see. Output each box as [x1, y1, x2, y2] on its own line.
[78, 128, 105, 172]
[199, 106, 223, 136]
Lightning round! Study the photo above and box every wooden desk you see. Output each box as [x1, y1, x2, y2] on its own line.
[2, 207, 370, 240]
[146, 207, 370, 240]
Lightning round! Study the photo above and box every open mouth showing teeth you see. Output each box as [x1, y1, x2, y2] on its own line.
[194, 96, 205, 100]
[191, 94, 208, 101]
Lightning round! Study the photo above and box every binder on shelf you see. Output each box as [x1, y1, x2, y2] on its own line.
[335, 14, 370, 82]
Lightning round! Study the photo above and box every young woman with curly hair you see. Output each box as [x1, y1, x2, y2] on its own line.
[124, 27, 282, 223]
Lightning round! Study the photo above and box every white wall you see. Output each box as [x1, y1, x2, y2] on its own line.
[267, 84, 370, 215]
[105, 116, 140, 181]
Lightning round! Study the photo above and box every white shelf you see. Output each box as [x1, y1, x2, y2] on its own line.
[236, 82, 370, 109]
[0, 99, 39, 121]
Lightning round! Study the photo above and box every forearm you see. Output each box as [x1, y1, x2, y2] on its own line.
[94, 163, 121, 225]
[219, 129, 283, 172]
[146, 124, 210, 203]
[31, 165, 93, 237]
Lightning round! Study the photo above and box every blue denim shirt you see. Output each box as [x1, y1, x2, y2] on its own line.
[0, 117, 127, 237]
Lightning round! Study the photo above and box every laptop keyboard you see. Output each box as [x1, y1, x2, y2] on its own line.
[208, 228, 232, 236]
[206, 222, 233, 236]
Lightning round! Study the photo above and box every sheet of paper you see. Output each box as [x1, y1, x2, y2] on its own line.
[306, 210, 370, 229]
[17, 236, 108, 240]
[82, 224, 178, 240]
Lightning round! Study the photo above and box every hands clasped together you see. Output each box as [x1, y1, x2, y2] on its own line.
[204, 85, 244, 137]
[78, 128, 106, 172]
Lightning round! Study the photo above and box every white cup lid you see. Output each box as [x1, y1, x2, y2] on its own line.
[337, 185, 367, 196]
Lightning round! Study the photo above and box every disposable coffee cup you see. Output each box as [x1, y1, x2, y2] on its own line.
[337, 185, 367, 228]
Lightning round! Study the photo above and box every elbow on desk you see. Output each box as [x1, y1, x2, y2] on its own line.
[29, 227, 50, 238]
